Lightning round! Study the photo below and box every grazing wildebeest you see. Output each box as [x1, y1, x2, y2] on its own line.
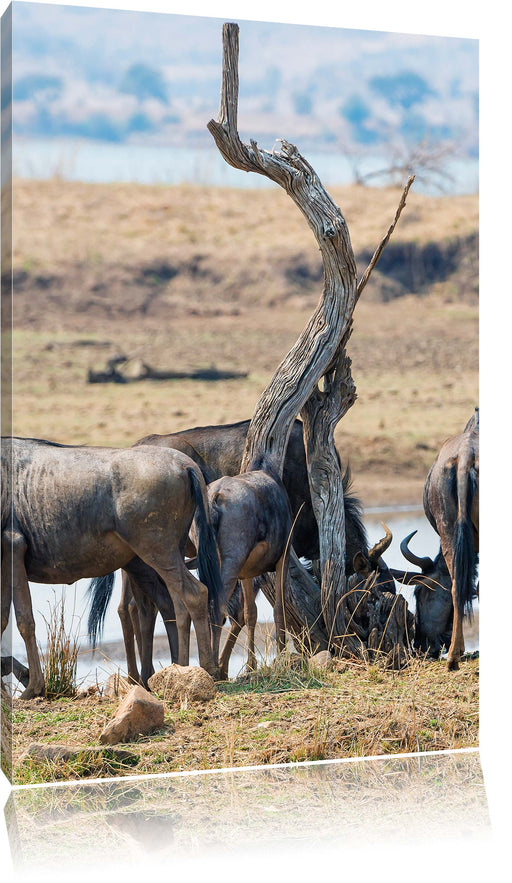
[391, 410, 479, 669]
[1, 437, 222, 698]
[189, 455, 293, 677]
[114, 463, 381, 682]
[391, 531, 453, 657]
[89, 419, 398, 680]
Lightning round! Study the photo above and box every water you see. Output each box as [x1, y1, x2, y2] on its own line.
[12, 136, 478, 196]
[5, 507, 477, 690]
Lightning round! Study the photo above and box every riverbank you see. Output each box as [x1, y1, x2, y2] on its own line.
[10, 652, 479, 785]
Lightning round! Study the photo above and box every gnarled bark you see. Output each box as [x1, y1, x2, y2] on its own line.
[209, 22, 414, 655]
[208, 24, 357, 479]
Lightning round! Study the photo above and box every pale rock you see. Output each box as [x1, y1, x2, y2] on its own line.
[310, 650, 333, 670]
[103, 673, 133, 699]
[99, 685, 164, 745]
[148, 665, 216, 702]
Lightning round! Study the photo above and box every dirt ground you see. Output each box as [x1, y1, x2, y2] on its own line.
[7, 179, 478, 507]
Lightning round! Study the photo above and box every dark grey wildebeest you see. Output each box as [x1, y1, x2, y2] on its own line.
[391, 531, 453, 658]
[1, 437, 222, 698]
[391, 409, 479, 669]
[187, 454, 293, 678]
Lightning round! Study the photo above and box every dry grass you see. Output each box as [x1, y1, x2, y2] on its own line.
[11, 654, 478, 785]
[12, 179, 478, 274]
[7, 179, 478, 506]
[42, 593, 80, 700]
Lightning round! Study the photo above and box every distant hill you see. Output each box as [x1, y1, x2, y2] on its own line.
[11, 4, 478, 162]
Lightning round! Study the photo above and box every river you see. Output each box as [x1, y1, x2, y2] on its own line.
[12, 136, 478, 196]
[4, 506, 478, 689]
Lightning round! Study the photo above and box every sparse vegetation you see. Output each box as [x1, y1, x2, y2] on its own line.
[6, 175, 478, 786]
[11, 653, 478, 783]
[42, 594, 80, 700]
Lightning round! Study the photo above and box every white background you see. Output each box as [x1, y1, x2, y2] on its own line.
[1, 1, 508, 880]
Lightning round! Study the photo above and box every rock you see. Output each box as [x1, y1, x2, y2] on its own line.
[309, 650, 333, 670]
[22, 742, 138, 766]
[148, 665, 216, 702]
[103, 673, 133, 699]
[23, 742, 81, 762]
[99, 685, 164, 745]
[76, 684, 100, 700]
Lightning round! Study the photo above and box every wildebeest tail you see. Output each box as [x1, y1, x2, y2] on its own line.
[453, 469, 478, 620]
[188, 468, 222, 627]
[86, 573, 115, 648]
[247, 452, 280, 480]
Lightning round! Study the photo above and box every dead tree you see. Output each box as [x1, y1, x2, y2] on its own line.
[208, 23, 413, 657]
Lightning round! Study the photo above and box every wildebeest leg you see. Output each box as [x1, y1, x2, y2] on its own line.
[135, 568, 181, 665]
[2, 531, 45, 699]
[213, 558, 243, 677]
[219, 616, 243, 680]
[1, 565, 11, 652]
[1, 655, 30, 688]
[274, 550, 290, 655]
[123, 560, 161, 687]
[241, 578, 258, 672]
[171, 593, 190, 666]
[157, 593, 180, 665]
[444, 539, 465, 672]
[128, 595, 142, 662]
[154, 559, 218, 678]
[118, 573, 141, 684]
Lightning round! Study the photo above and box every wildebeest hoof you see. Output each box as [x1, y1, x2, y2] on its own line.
[447, 656, 460, 671]
[20, 683, 45, 700]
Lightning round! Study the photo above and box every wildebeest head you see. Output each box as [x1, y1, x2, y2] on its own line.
[351, 523, 396, 593]
[345, 523, 394, 629]
[390, 530, 453, 656]
[346, 525, 414, 663]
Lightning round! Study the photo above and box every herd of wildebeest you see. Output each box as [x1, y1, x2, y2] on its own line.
[1, 402, 479, 700]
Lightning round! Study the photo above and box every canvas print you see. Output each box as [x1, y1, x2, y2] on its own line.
[1, 2, 479, 787]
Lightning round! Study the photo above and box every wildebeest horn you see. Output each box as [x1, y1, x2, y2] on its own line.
[368, 522, 392, 563]
[400, 530, 434, 571]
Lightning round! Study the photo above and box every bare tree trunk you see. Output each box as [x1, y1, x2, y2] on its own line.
[298, 180, 415, 651]
[300, 338, 358, 651]
[208, 23, 357, 479]
[208, 22, 414, 654]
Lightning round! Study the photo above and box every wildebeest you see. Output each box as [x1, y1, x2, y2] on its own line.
[133, 420, 320, 558]
[391, 531, 453, 657]
[391, 410, 479, 669]
[92, 419, 398, 680]
[1, 437, 222, 698]
[189, 455, 293, 677]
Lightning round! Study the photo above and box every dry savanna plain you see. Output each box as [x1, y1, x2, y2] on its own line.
[4, 177, 479, 782]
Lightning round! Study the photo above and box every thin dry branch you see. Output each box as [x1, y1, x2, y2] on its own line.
[356, 174, 415, 302]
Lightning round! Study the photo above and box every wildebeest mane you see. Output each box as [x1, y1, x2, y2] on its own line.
[7, 437, 83, 448]
[341, 464, 369, 567]
[246, 452, 282, 482]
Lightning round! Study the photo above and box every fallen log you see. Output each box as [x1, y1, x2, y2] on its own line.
[88, 355, 247, 384]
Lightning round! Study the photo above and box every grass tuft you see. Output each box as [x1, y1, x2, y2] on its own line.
[42, 593, 80, 701]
